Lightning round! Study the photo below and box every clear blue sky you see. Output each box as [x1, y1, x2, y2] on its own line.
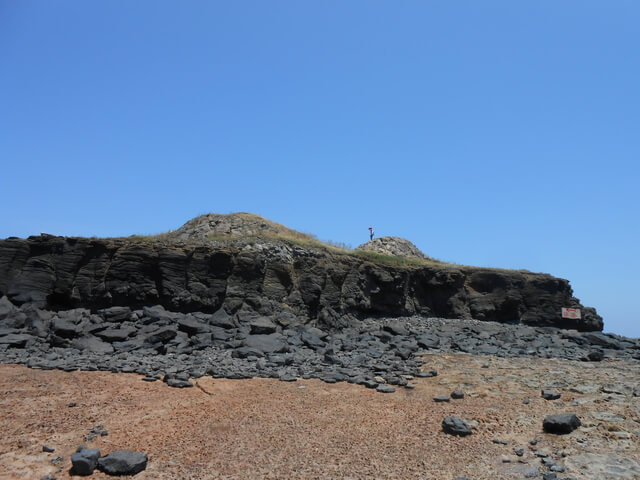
[1, 2, 638, 337]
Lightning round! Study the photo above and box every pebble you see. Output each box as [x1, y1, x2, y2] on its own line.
[541, 389, 561, 400]
[451, 390, 464, 399]
[42, 445, 55, 453]
[433, 395, 450, 402]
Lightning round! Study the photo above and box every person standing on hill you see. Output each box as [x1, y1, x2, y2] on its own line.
[368, 227, 374, 241]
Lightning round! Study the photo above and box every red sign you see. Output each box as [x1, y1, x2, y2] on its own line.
[562, 308, 581, 319]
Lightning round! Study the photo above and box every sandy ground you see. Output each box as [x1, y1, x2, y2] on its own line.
[1, 354, 638, 480]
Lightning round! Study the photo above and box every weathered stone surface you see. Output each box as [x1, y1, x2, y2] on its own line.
[542, 413, 581, 434]
[356, 237, 428, 259]
[376, 384, 395, 393]
[434, 395, 451, 402]
[249, 317, 277, 335]
[209, 308, 235, 329]
[383, 321, 409, 336]
[95, 327, 136, 342]
[0, 333, 33, 348]
[442, 416, 472, 436]
[564, 453, 640, 479]
[542, 389, 561, 400]
[97, 449, 148, 475]
[144, 326, 177, 344]
[0, 295, 17, 320]
[98, 306, 132, 322]
[177, 316, 209, 335]
[71, 448, 100, 476]
[451, 390, 465, 399]
[71, 336, 114, 354]
[244, 333, 289, 354]
[51, 318, 78, 338]
[0, 223, 602, 330]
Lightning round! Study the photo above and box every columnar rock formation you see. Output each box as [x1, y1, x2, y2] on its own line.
[0, 213, 602, 331]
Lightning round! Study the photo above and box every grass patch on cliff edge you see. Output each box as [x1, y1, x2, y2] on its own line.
[117, 232, 499, 271]
[116, 219, 531, 273]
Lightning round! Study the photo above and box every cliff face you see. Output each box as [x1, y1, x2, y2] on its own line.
[0, 234, 603, 331]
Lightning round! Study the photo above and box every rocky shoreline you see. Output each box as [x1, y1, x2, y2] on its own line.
[1, 297, 637, 392]
[2, 296, 639, 479]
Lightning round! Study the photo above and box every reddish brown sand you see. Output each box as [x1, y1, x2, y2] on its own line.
[1, 354, 638, 479]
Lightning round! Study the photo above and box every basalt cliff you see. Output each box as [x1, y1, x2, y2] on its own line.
[0, 213, 602, 332]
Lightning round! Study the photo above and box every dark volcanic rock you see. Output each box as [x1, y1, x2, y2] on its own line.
[434, 395, 451, 403]
[97, 450, 148, 475]
[244, 333, 289, 354]
[542, 414, 581, 434]
[98, 306, 132, 322]
[209, 308, 235, 329]
[177, 316, 209, 335]
[144, 326, 177, 344]
[451, 390, 465, 399]
[71, 448, 100, 476]
[0, 295, 17, 319]
[442, 416, 472, 436]
[71, 336, 114, 354]
[383, 321, 409, 336]
[165, 378, 193, 388]
[0, 231, 602, 331]
[587, 350, 604, 361]
[51, 318, 78, 338]
[0, 333, 33, 348]
[249, 317, 277, 334]
[541, 389, 561, 400]
[376, 384, 395, 393]
[95, 327, 136, 342]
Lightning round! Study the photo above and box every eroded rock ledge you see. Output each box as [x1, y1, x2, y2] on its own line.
[0, 233, 602, 331]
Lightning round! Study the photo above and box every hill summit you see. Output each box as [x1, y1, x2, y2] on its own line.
[356, 237, 429, 260]
[168, 213, 312, 242]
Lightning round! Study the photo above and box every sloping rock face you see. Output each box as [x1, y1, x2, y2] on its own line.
[356, 237, 428, 259]
[0, 234, 603, 331]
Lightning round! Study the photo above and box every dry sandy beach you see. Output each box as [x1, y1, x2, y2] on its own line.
[1, 353, 638, 480]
